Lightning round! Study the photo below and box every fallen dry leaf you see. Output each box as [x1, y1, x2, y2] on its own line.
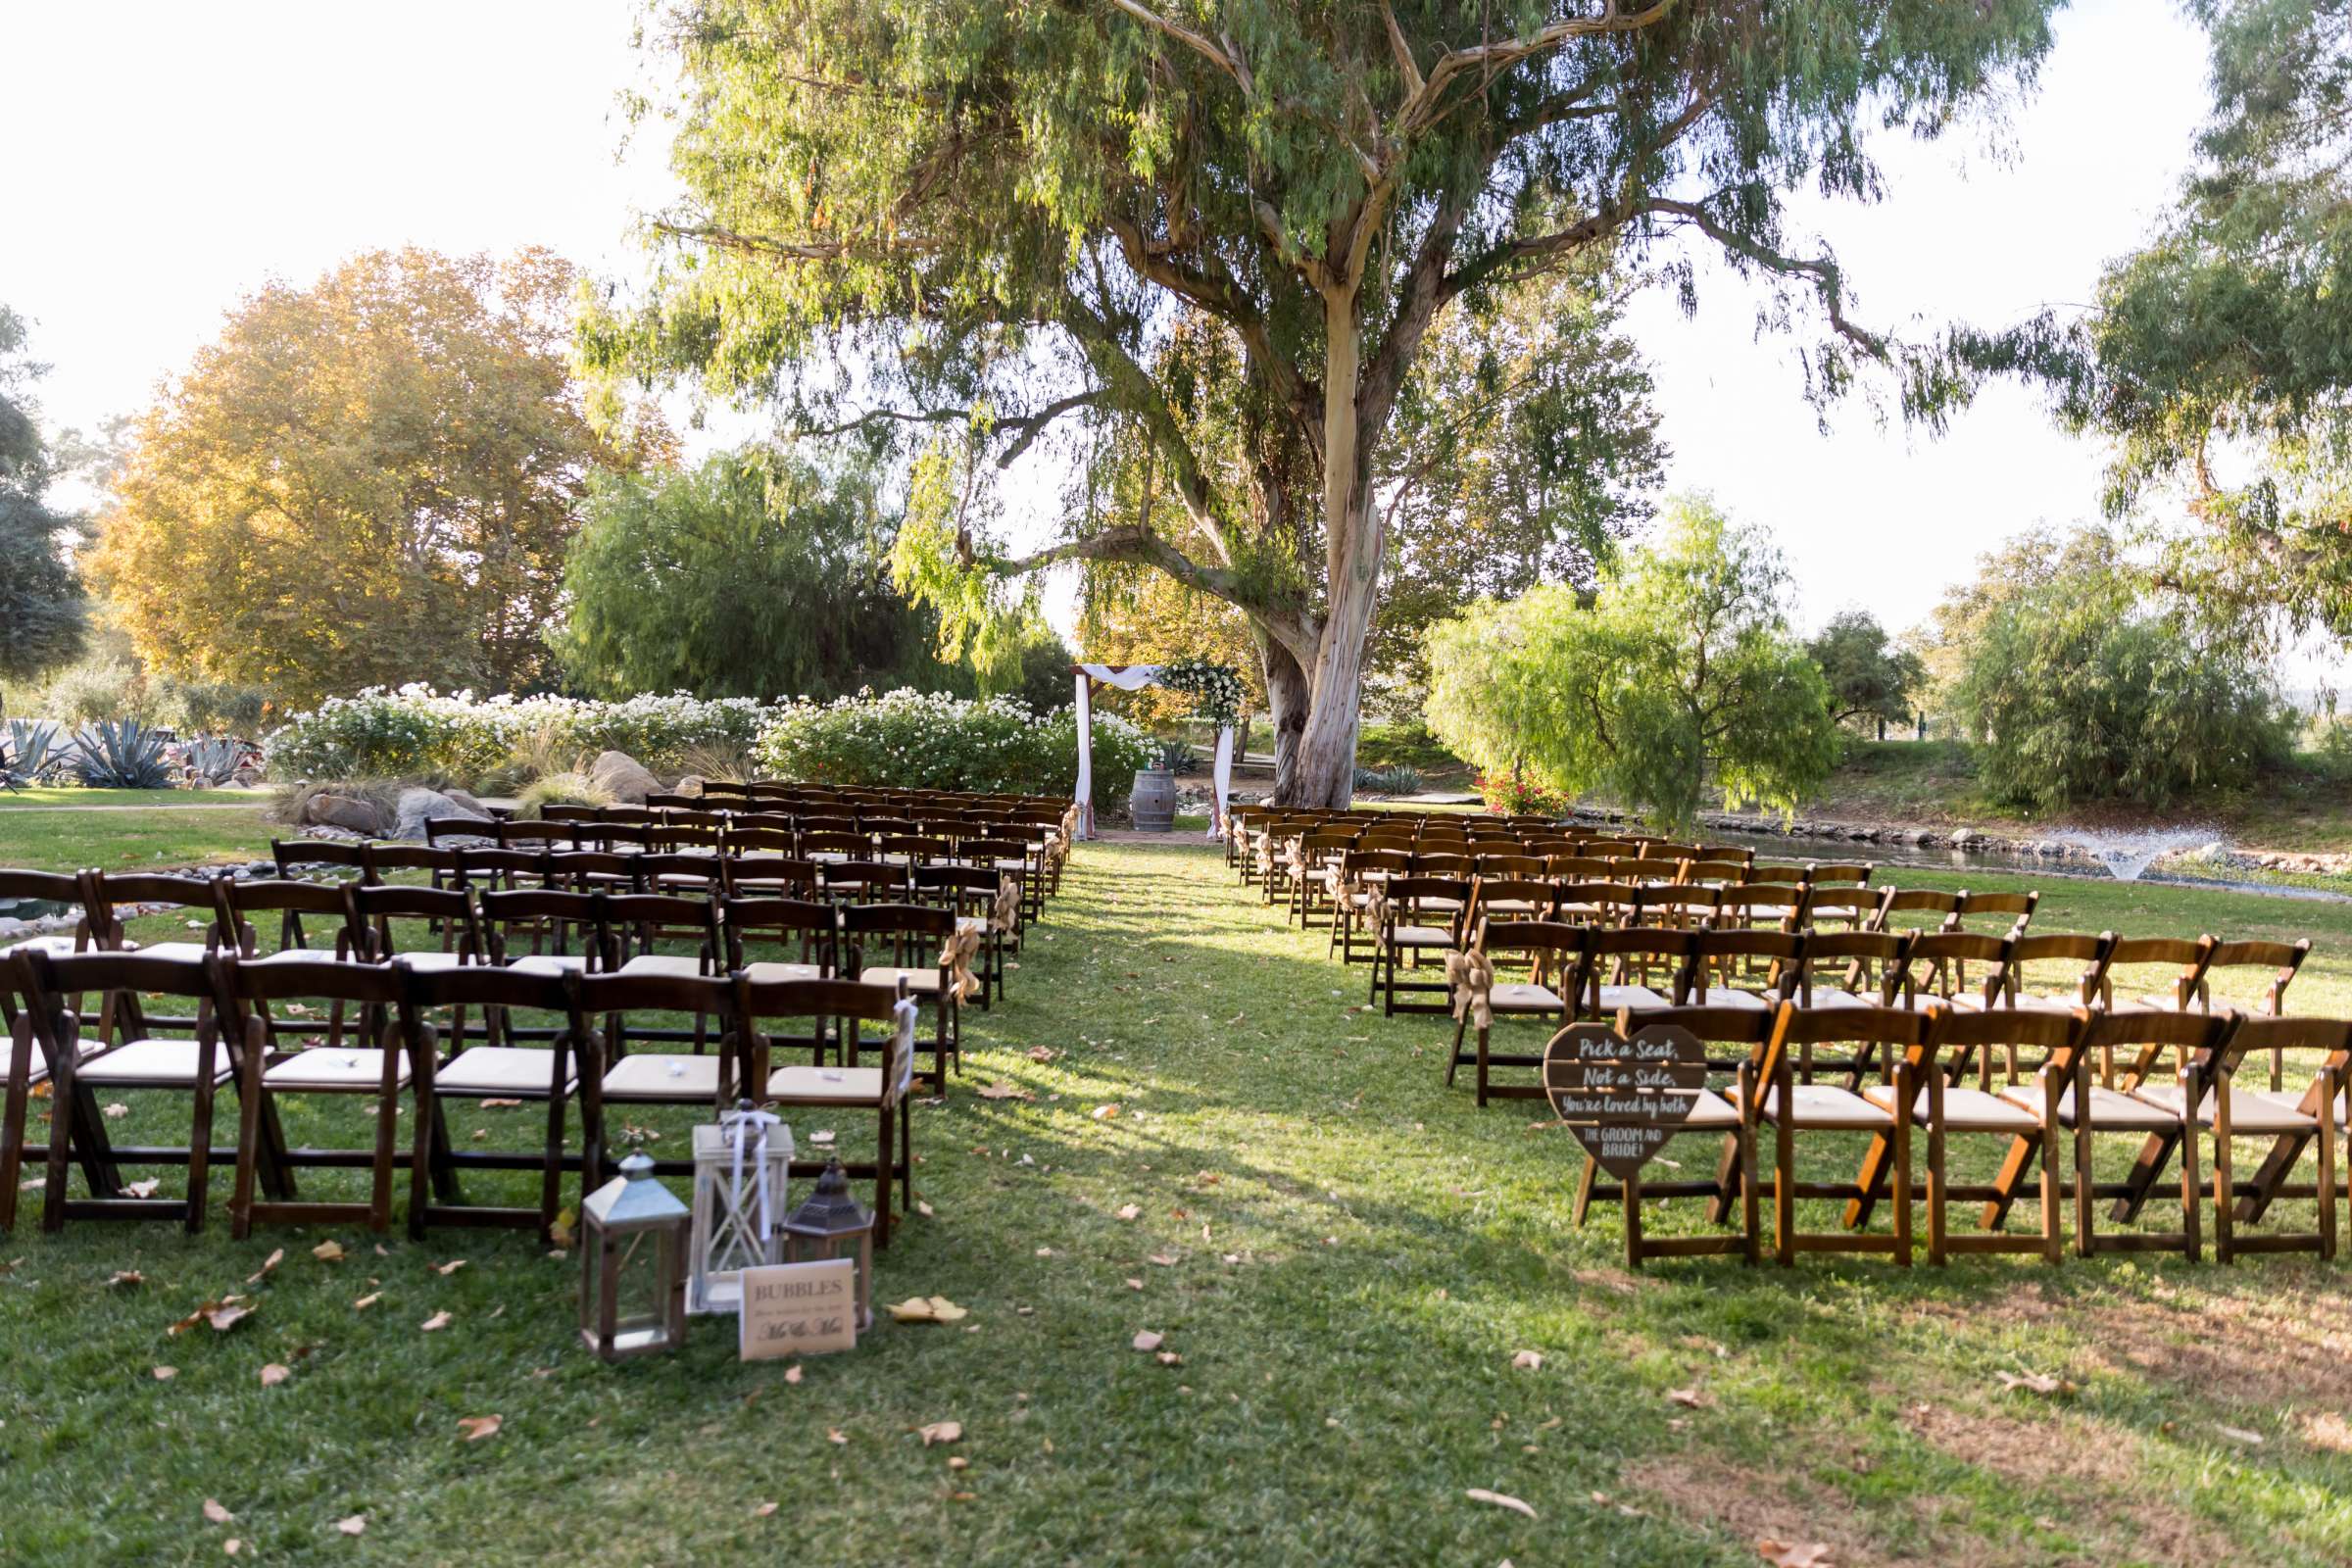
[1024, 1046, 1058, 1062]
[456, 1413, 502, 1442]
[1147, 1252, 1178, 1266]
[827, 1427, 848, 1446]
[754, 1501, 779, 1518]
[1665, 1387, 1708, 1409]
[1512, 1350, 1544, 1371]
[204, 1498, 234, 1524]
[122, 1178, 161, 1199]
[420, 1310, 452, 1332]
[353, 1292, 380, 1311]
[1091, 1103, 1120, 1120]
[478, 1098, 523, 1108]
[886, 1296, 968, 1325]
[2217, 1424, 2266, 1446]
[1115, 1203, 1142, 1221]
[1155, 1350, 1183, 1366]
[1994, 1370, 2075, 1397]
[1132, 1330, 1164, 1351]
[103, 1102, 128, 1119]
[1124, 1277, 1145, 1291]
[108, 1270, 144, 1289]
[153, 1365, 177, 1380]
[312, 1240, 345, 1263]
[916, 1200, 935, 1219]
[1756, 1541, 1835, 1568]
[917, 1419, 962, 1446]
[223, 1540, 241, 1556]
[783, 1364, 804, 1386]
[808, 1129, 836, 1146]
[259, 1363, 290, 1387]
[947, 1454, 969, 1471]
[977, 1081, 1034, 1102]
[336, 1516, 367, 1537]
[431, 1258, 466, 1276]
[1465, 1488, 1537, 1519]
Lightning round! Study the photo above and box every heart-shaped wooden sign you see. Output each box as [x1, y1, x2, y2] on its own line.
[1542, 1023, 1709, 1180]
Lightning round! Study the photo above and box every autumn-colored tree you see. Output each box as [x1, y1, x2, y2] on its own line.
[92, 249, 667, 709]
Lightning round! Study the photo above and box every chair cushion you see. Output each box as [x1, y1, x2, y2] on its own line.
[1862, 1083, 2041, 1132]
[0, 934, 79, 961]
[2130, 1082, 2317, 1134]
[744, 960, 823, 984]
[1999, 1082, 2180, 1131]
[77, 1038, 233, 1086]
[121, 941, 209, 961]
[240, 946, 340, 966]
[265, 1049, 410, 1090]
[765, 1063, 886, 1103]
[602, 1052, 722, 1101]
[1730, 1082, 1893, 1128]
[1678, 1087, 1740, 1128]
[1592, 984, 1671, 1013]
[858, 965, 943, 994]
[509, 953, 591, 977]
[391, 951, 474, 973]
[2245, 1088, 2349, 1127]
[0, 1031, 96, 1084]
[1489, 981, 1565, 1012]
[1803, 988, 1880, 1010]
[1481, 899, 1543, 916]
[433, 1046, 575, 1096]
[1684, 986, 1770, 1011]
[617, 954, 710, 980]
[1388, 924, 1454, 948]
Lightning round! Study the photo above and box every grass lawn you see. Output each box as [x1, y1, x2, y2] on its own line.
[4, 839, 2352, 1564]
[0, 804, 274, 872]
[0, 788, 264, 810]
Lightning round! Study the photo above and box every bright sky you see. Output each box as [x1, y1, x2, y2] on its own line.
[4, 0, 2301, 670]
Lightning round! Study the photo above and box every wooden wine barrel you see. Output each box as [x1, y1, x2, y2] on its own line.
[1128, 767, 1177, 832]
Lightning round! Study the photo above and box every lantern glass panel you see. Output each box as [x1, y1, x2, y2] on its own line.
[603, 1229, 675, 1354]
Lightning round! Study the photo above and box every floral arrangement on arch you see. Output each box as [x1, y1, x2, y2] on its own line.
[1155, 657, 1245, 728]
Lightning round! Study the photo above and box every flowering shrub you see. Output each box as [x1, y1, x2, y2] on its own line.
[1155, 658, 1245, 727]
[264, 686, 770, 781]
[1472, 769, 1570, 818]
[753, 688, 1152, 797]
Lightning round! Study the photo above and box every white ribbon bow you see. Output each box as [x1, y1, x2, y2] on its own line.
[720, 1102, 786, 1241]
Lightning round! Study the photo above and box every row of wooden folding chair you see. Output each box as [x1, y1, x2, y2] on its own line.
[1548, 1003, 2345, 1268]
[3, 950, 924, 1245]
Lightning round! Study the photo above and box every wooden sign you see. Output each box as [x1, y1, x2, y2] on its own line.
[1542, 1023, 1708, 1179]
[738, 1259, 858, 1359]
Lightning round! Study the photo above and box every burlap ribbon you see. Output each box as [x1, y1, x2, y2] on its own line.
[988, 875, 1021, 934]
[1282, 838, 1305, 877]
[1359, 882, 1392, 939]
[1446, 947, 1495, 1032]
[938, 924, 983, 1002]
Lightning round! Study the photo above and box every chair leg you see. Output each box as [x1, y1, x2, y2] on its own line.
[408, 1091, 437, 1241]
[1774, 1113, 1794, 1267]
[231, 1047, 268, 1240]
[1926, 1116, 1946, 1267]
[873, 1101, 896, 1250]
[368, 1067, 399, 1234]
[1890, 1068, 1913, 1266]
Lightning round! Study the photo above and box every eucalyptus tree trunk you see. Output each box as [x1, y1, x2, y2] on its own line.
[1259, 636, 1312, 804]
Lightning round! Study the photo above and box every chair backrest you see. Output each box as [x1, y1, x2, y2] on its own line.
[1904, 930, 2014, 1005]
[1677, 858, 1750, 886]
[1597, 1003, 1773, 1072]
[822, 860, 910, 900]
[2004, 931, 2113, 1008]
[1477, 918, 1588, 977]
[1798, 886, 1886, 928]
[451, 846, 552, 892]
[1804, 862, 1875, 887]
[1952, 889, 2038, 934]
[270, 838, 367, 880]
[840, 902, 955, 944]
[723, 896, 838, 967]
[360, 842, 457, 880]
[2221, 1014, 2352, 1114]
[215, 877, 357, 955]
[1711, 886, 1805, 932]
[602, 892, 722, 955]
[2082, 1005, 2230, 1092]
[1740, 862, 1808, 888]
[1756, 1000, 1935, 1088]
[721, 855, 820, 899]
[24, 950, 222, 1050]
[477, 888, 605, 960]
[732, 976, 917, 1102]
[1923, 1004, 2082, 1088]
[2099, 934, 2215, 1010]
[2201, 938, 2310, 1014]
[81, 871, 221, 947]
[1874, 888, 1961, 931]
[1465, 877, 1556, 926]
[1684, 928, 1805, 1004]
[1792, 928, 1913, 1004]
[350, 883, 483, 961]
[423, 815, 496, 847]
[223, 955, 410, 1038]
[497, 820, 588, 851]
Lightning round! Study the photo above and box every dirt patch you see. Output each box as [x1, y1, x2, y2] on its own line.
[1627, 1450, 1943, 1568]
[1901, 1401, 2240, 1565]
[2084, 1279, 2352, 1411]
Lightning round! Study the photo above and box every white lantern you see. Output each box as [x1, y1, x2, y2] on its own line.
[688, 1104, 795, 1315]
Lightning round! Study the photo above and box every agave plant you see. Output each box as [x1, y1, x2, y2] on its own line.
[0, 718, 69, 790]
[73, 718, 172, 789]
[1152, 737, 1197, 772]
[171, 734, 254, 786]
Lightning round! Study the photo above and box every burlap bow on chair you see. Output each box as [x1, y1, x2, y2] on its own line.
[938, 925, 984, 1002]
[1359, 882, 1392, 939]
[1446, 947, 1495, 1031]
[988, 875, 1021, 934]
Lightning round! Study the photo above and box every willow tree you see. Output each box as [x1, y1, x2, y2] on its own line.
[596, 0, 2060, 805]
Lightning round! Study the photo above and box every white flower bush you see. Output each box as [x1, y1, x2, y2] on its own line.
[753, 688, 1152, 796]
[264, 685, 769, 781]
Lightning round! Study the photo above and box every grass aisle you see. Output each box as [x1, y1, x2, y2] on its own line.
[4, 844, 2352, 1563]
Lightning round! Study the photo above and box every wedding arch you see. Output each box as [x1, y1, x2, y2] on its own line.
[1071, 660, 1240, 841]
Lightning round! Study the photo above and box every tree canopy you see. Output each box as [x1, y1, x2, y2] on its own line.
[1805, 608, 1925, 729]
[1423, 496, 1837, 829]
[1976, 0, 2352, 639]
[0, 305, 88, 684]
[554, 445, 966, 702]
[591, 0, 2061, 804]
[91, 248, 668, 710]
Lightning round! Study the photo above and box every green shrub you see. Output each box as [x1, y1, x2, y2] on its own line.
[753, 689, 1151, 797]
[514, 771, 614, 819]
[263, 686, 769, 782]
[1952, 557, 2292, 810]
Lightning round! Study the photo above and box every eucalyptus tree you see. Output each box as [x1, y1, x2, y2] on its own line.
[0, 305, 87, 683]
[595, 0, 2061, 804]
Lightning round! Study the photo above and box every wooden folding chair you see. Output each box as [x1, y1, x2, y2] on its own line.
[20, 951, 261, 1233]
[2227, 1015, 2352, 1234]
[841, 902, 963, 1091]
[1372, 874, 1472, 1015]
[572, 969, 742, 1176]
[1852, 1006, 2071, 1264]
[222, 956, 416, 1236]
[1445, 920, 1582, 1104]
[2161, 938, 2310, 1089]
[0, 868, 90, 1035]
[2053, 1009, 2220, 1260]
[1717, 1003, 1920, 1266]
[2185, 1013, 2337, 1263]
[741, 975, 917, 1247]
[403, 960, 595, 1241]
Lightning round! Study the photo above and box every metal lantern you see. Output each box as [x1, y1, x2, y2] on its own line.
[578, 1152, 691, 1360]
[688, 1106, 795, 1315]
[779, 1157, 875, 1333]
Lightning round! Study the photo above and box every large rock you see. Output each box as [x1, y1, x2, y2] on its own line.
[394, 786, 492, 842]
[588, 750, 662, 806]
[304, 792, 393, 837]
[443, 787, 491, 817]
[672, 774, 707, 799]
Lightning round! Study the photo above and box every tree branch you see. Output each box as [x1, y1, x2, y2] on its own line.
[1398, 0, 1679, 138]
[1647, 197, 1890, 357]
[1004, 523, 1321, 660]
[649, 220, 933, 263]
[995, 389, 1106, 467]
[1099, 0, 1242, 81]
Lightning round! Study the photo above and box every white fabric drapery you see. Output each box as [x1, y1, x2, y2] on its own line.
[1071, 662, 1235, 842]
